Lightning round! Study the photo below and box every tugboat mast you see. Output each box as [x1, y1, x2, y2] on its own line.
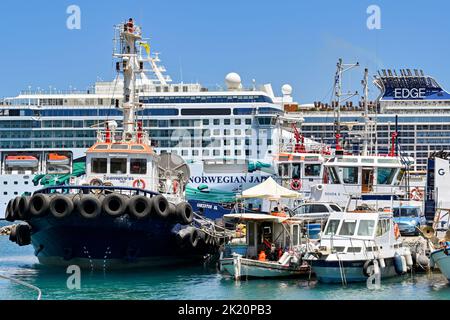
[113, 19, 142, 140]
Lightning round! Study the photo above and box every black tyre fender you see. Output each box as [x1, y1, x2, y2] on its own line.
[77, 195, 102, 219]
[12, 196, 22, 217]
[189, 228, 200, 249]
[49, 195, 74, 219]
[5, 199, 14, 222]
[9, 225, 17, 243]
[103, 194, 128, 217]
[152, 195, 170, 219]
[16, 224, 32, 246]
[29, 194, 50, 217]
[176, 202, 194, 225]
[17, 196, 31, 221]
[128, 195, 153, 220]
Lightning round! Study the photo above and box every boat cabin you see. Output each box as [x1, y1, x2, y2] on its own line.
[319, 209, 401, 255]
[84, 141, 159, 192]
[224, 214, 303, 260]
[275, 153, 325, 193]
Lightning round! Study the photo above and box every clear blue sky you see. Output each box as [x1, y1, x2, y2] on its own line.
[0, 0, 449, 103]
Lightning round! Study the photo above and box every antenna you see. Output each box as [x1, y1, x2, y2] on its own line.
[333, 58, 359, 154]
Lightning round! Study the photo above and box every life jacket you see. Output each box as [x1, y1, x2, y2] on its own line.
[258, 251, 266, 261]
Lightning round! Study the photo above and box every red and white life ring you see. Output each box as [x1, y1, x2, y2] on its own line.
[290, 179, 302, 191]
[410, 187, 423, 201]
[133, 179, 146, 189]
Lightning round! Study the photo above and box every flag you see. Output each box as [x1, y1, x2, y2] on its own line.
[140, 42, 150, 56]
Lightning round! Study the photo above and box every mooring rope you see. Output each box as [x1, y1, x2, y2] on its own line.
[0, 273, 42, 300]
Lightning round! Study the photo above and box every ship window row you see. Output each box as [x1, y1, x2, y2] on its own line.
[91, 158, 147, 175]
[0, 107, 281, 118]
[139, 95, 274, 104]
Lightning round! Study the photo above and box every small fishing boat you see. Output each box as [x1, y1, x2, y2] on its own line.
[4, 155, 39, 168]
[47, 153, 70, 165]
[219, 213, 311, 279]
[303, 197, 414, 284]
[219, 177, 328, 279]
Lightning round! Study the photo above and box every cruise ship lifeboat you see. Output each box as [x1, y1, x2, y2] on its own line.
[5, 155, 39, 168]
[47, 153, 70, 166]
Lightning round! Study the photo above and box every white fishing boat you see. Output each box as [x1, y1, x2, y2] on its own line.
[303, 196, 414, 284]
[219, 177, 328, 279]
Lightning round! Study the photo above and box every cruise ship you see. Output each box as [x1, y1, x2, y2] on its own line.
[0, 29, 303, 218]
[288, 68, 450, 180]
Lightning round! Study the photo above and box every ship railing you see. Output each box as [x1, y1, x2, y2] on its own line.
[35, 185, 160, 198]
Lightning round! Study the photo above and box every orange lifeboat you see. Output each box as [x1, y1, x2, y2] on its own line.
[47, 153, 70, 165]
[5, 155, 39, 168]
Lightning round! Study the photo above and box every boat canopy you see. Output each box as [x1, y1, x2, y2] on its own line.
[239, 177, 302, 199]
[223, 213, 287, 222]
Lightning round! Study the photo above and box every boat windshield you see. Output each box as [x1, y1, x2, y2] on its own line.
[377, 168, 397, 185]
[356, 220, 376, 236]
[338, 220, 357, 236]
[393, 207, 419, 218]
[324, 219, 340, 235]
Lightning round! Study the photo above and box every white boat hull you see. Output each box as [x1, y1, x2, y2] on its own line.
[220, 257, 309, 278]
[430, 249, 450, 280]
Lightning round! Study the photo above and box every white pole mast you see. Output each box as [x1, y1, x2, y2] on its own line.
[115, 21, 142, 140]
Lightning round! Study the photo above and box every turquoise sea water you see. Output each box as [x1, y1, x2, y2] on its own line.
[1, 221, 450, 300]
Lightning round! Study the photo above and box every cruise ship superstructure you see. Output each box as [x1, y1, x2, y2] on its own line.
[0, 29, 305, 218]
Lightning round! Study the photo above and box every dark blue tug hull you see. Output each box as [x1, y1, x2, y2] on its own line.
[14, 186, 214, 270]
[29, 215, 204, 269]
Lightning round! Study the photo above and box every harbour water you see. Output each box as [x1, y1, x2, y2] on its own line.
[1, 222, 450, 300]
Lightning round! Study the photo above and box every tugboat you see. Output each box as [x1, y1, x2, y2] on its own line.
[4, 20, 222, 269]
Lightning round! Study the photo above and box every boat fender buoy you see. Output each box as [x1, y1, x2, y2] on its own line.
[400, 255, 407, 273]
[394, 253, 406, 275]
[132, 179, 146, 189]
[379, 257, 386, 269]
[405, 252, 413, 267]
